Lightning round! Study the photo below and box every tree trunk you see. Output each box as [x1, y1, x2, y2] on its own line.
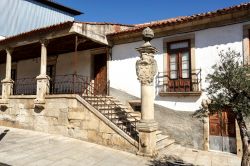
[236, 113, 250, 166]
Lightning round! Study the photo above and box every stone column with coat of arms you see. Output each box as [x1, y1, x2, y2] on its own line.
[136, 27, 158, 157]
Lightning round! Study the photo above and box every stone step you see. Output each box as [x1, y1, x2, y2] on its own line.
[111, 118, 138, 125]
[82, 95, 113, 99]
[156, 134, 175, 151]
[96, 105, 128, 110]
[157, 134, 169, 141]
[156, 130, 163, 136]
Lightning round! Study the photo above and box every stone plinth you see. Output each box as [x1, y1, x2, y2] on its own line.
[0, 79, 14, 107]
[137, 120, 158, 157]
[34, 75, 50, 108]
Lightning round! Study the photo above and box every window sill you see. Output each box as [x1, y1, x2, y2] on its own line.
[159, 91, 202, 97]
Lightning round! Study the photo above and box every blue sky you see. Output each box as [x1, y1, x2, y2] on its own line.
[56, 0, 250, 24]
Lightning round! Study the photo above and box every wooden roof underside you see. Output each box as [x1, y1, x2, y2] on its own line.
[0, 34, 105, 64]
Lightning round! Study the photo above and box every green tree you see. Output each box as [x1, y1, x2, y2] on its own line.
[193, 49, 250, 166]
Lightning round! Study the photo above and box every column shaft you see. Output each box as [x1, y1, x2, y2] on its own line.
[5, 48, 12, 80]
[34, 40, 50, 108]
[0, 48, 14, 103]
[141, 85, 154, 120]
[40, 42, 47, 76]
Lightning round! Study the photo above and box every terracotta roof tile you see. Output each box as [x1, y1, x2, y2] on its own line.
[0, 21, 133, 46]
[107, 2, 250, 36]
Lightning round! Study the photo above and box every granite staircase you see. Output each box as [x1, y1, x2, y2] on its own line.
[82, 94, 175, 151]
[82, 94, 140, 141]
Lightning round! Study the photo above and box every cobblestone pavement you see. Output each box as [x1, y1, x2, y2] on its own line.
[0, 126, 241, 166]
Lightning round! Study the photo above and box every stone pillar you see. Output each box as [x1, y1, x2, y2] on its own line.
[0, 48, 14, 105]
[136, 27, 158, 157]
[201, 99, 210, 151]
[34, 40, 50, 108]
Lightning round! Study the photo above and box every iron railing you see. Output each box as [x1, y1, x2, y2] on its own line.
[156, 69, 202, 93]
[50, 74, 90, 94]
[13, 77, 36, 95]
[82, 82, 139, 141]
[49, 74, 138, 140]
[8, 74, 138, 141]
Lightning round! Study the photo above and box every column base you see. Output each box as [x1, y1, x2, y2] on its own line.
[1, 79, 14, 99]
[137, 120, 158, 157]
[35, 74, 50, 109]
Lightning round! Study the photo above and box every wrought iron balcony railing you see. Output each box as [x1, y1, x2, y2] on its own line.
[13, 77, 37, 95]
[156, 69, 202, 93]
[50, 74, 90, 95]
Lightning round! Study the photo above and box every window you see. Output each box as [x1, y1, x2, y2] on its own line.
[167, 40, 192, 92]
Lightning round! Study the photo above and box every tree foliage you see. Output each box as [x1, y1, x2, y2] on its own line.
[194, 49, 250, 117]
[193, 49, 250, 166]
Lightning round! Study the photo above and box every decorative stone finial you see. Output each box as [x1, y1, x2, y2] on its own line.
[142, 27, 154, 47]
[136, 27, 158, 86]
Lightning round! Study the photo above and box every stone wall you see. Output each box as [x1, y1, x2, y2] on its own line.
[0, 95, 138, 153]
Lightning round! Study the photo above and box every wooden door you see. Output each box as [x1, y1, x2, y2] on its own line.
[209, 110, 236, 153]
[93, 54, 107, 95]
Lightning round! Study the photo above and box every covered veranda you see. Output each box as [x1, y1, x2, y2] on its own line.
[0, 21, 118, 106]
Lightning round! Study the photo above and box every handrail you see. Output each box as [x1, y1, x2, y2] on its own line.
[157, 69, 202, 93]
[82, 81, 139, 141]
[50, 74, 138, 141]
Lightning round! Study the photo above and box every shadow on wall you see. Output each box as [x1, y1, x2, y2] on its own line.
[110, 88, 204, 149]
[155, 95, 201, 104]
[111, 39, 163, 61]
[0, 162, 11, 166]
[195, 24, 242, 49]
[155, 104, 204, 149]
[149, 155, 194, 166]
[0, 129, 9, 141]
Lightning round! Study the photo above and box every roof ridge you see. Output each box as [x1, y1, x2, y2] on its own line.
[75, 21, 134, 27]
[134, 2, 250, 26]
[108, 2, 250, 36]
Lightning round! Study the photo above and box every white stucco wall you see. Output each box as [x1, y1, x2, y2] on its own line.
[109, 22, 248, 112]
[0, 50, 92, 82]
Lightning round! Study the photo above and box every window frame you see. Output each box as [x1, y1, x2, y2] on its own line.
[167, 39, 192, 81]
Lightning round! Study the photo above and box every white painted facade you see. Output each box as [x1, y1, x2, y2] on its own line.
[109, 22, 249, 112]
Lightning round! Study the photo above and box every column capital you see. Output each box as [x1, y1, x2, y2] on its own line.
[39, 39, 49, 47]
[5, 47, 13, 54]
